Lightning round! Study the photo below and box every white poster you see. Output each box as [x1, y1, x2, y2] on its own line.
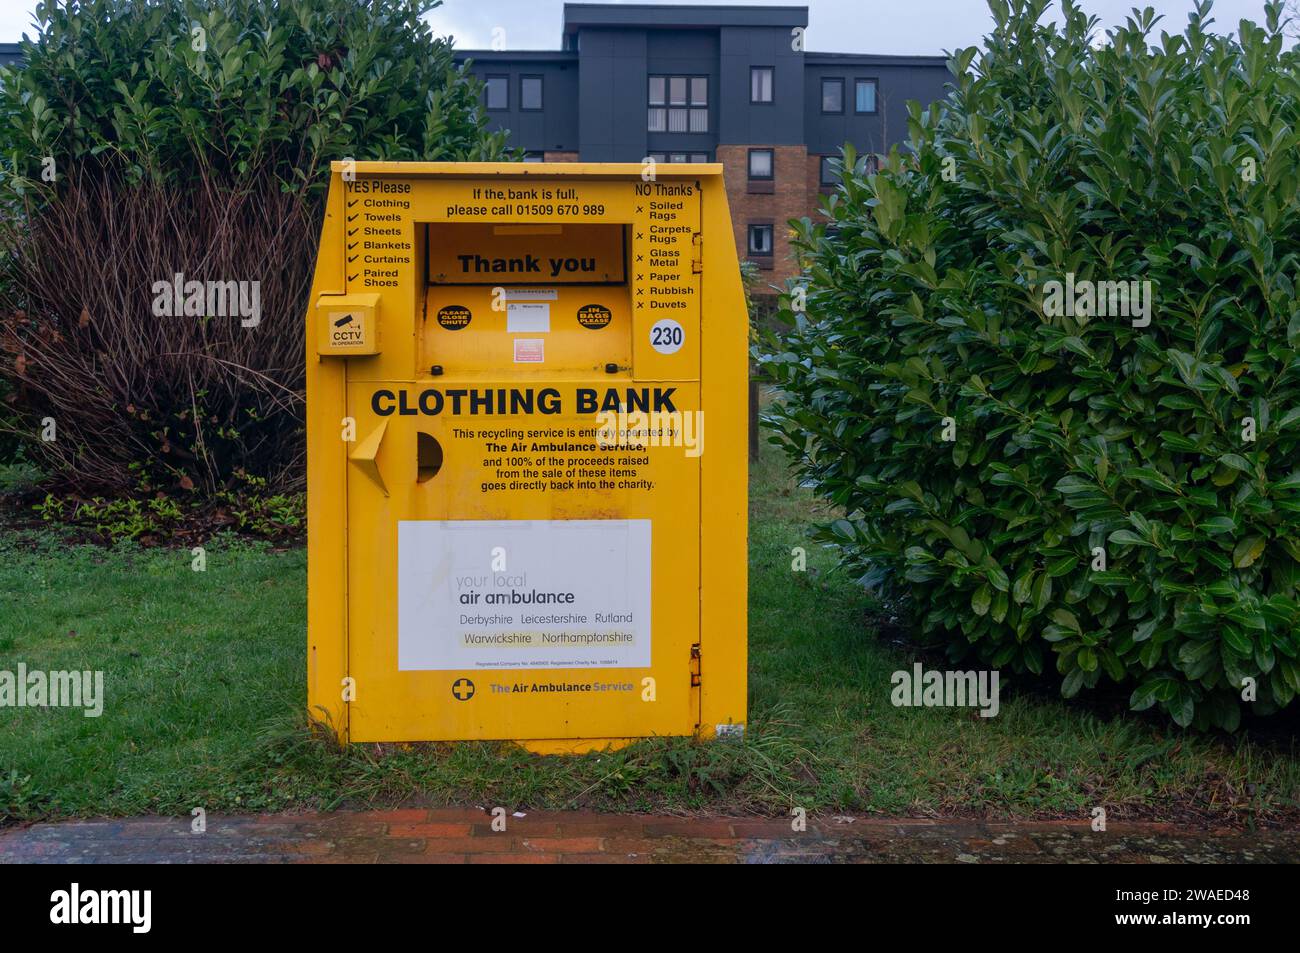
[506, 301, 550, 332]
[397, 519, 651, 671]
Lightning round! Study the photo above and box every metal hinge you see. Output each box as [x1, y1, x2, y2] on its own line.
[691, 233, 703, 274]
[690, 642, 701, 687]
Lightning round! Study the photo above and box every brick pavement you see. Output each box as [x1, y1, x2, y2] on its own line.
[2, 810, 1298, 863]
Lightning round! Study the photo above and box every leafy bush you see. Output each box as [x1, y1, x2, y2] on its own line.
[763, 0, 1300, 729]
[0, 0, 511, 494]
[0, 0, 509, 192]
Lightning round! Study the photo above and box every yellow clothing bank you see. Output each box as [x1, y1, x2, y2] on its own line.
[305, 162, 747, 752]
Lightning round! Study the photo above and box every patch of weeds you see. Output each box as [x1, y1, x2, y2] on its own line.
[0, 770, 49, 825]
[34, 493, 185, 541]
[215, 487, 305, 538]
[30, 481, 304, 545]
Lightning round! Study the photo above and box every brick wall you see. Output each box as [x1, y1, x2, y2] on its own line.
[716, 144, 819, 294]
[543, 151, 580, 162]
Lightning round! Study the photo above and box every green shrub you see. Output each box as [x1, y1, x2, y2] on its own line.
[763, 0, 1300, 729]
[0, 0, 510, 193]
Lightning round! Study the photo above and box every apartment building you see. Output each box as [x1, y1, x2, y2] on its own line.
[455, 3, 951, 288]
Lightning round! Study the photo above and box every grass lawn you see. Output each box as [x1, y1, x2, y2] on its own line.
[2, 446, 1298, 825]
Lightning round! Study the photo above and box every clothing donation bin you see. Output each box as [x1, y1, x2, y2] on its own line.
[305, 162, 747, 752]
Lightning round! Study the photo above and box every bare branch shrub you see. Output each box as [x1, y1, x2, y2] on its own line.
[0, 170, 316, 492]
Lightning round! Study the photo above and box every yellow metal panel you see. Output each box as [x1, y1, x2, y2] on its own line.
[422, 283, 632, 377]
[306, 162, 746, 748]
[343, 381, 700, 742]
[305, 172, 350, 739]
[698, 181, 749, 738]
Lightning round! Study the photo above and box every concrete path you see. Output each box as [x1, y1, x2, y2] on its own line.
[3, 810, 1298, 863]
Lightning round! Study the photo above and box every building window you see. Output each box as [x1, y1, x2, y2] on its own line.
[751, 66, 774, 103]
[855, 78, 877, 114]
[648, 78, 665, 130]
[649, 75, 708, 133]
[748, 224, 774, 256]
[485, 75, 509, 111]
[748, 148, 774, 180]
[821, 77, 844, 114]
[819, 156, 839, 186]
[650, 152, 710, 163]
[520, 75, 543, 111]
[691, 77, 708, 108]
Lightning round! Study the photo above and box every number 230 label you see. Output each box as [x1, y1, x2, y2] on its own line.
[650, 319, 684, 355]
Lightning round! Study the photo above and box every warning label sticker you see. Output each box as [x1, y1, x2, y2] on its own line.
[397, 519, 652, 670]
[513, 338, 545, 363]
[327, 312, 366, 347]
[507, 301, 550, 333]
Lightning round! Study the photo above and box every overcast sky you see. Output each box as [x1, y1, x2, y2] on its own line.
[0, 0, 1285, 52]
